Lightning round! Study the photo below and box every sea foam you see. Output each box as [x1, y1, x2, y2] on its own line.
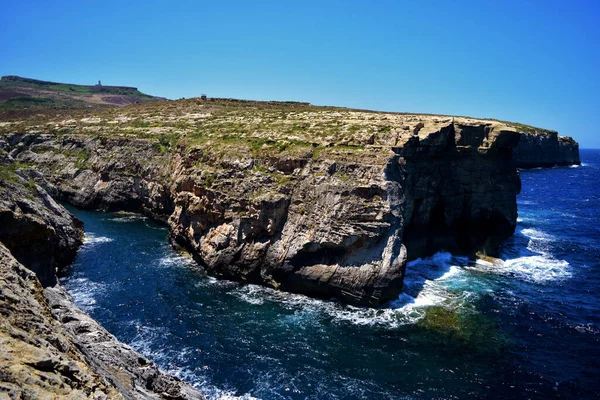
[497, 227, 572, 283]
[83, 233, 114, 244]
[228, 252, 472, 329]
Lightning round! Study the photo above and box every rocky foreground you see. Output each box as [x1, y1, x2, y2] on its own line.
[0, 158, 204, 398]
[1, 98, 570, 306]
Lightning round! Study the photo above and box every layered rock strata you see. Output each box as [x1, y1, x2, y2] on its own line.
[3, 117, 522, 306]
[513, 131, 580, 168]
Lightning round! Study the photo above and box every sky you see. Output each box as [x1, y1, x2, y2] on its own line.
[2, 0, 600, 148]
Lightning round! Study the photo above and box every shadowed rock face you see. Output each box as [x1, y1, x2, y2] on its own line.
[2, 117, 522, 306]
[0, 153, 83, 286]
[513, 131, 580, 168]
[399, 122, 521, 259]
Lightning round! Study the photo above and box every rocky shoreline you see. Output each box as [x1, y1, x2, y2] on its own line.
[0, 161, 204, 399]
[2, 110, 581, 307]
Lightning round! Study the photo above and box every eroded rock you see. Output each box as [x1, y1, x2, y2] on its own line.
[3, 117, 525, 306]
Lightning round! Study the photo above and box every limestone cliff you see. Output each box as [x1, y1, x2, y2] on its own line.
[1, 102, 525, 306]
[0, 152, 83, 286]
[513, 130, 580, 168]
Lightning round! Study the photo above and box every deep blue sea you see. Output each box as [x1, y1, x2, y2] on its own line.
[62, 149, 600, 399]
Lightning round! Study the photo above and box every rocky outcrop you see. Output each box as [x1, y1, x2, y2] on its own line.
[0, 243, 115, 399]
[0, 243, 203, 399]
[0, 153, 83, 286]
[513, 131, 580, 168]
[399, 122, 521, 259]
[44, 286, 204, 400]
[3, 117, 522, 306]
[0, 161, 204, 399]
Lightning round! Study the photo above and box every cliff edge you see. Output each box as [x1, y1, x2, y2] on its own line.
[513, 130, 580, 168]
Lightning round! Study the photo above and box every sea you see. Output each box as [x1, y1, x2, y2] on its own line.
[62, 149, 600, 399]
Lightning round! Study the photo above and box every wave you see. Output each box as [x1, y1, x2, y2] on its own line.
[497, 227, 572, 283]
[109, 214, 148, 223]
[227, 252, 473, 329]
[520, 228, 555, 242]
[83, 233, 113, 244]
[468, 256, 571, 283]
[61, 277, 107, 312]
[158, 254, 197, 268]
[125, 320, 261, 400]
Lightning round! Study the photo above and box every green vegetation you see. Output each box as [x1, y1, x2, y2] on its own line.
[251, 163, 296, 186]
[0, 96, 87, 110]
[152, 134, 179, 154]
[0, 161, 37, 193]
[0, 91, 561, 171]
[508, 121, 557, 135]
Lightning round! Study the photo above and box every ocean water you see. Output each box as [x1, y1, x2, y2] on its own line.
[62, 149, 600, 399]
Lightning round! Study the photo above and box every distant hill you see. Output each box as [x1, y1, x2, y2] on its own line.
[0, 76, 166, 110]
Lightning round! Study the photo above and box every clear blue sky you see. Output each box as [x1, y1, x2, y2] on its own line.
[2, 0, 599, 147]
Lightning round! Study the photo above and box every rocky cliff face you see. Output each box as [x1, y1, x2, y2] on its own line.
[0, 161, 204, 399]
[513, 131, 580, 168]
[2, 110, 523, 306]
[399, 122, 520, 259]
[0, 153, 83, 286]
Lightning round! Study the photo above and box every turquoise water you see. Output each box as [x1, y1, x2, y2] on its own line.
[62, 149, 600, 399]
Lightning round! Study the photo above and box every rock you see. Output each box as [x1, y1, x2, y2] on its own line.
[0, 242, 117, 399]
[3, 117, 523, 306]
[513, 130, 580, 168]
[44, 286, 204, 400]
[398, 122, 521, 258]
[0, 153, 83, 286]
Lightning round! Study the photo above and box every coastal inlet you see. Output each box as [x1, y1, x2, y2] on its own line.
[62, 149, 600, 399]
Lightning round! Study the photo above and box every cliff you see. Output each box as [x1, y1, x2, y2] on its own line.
[0, 159, 204, 399]
[513, 130, 580, 168]
[0, 99, 526, 306]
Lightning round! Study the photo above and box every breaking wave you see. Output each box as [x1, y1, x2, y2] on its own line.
[61, 277, 107, 312]
[109, 214, 148, 223]
[228, 252, 474, 329]
[83, 233, 113, 244]
[498, 227, 572, 283]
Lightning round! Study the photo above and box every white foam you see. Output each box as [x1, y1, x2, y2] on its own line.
[502, 256, 571, 282]
[229, 252, 472, 329]
[83, 233, 113, 244]
[128, 321, 171, 362]
[158, 254, 197, 268]
[496, 227, 572, 283]
[134, 341, 261, 400]
[62, 277, 107, 312]
[109, 214, 148, 223]
[521, 228, 554, 241]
